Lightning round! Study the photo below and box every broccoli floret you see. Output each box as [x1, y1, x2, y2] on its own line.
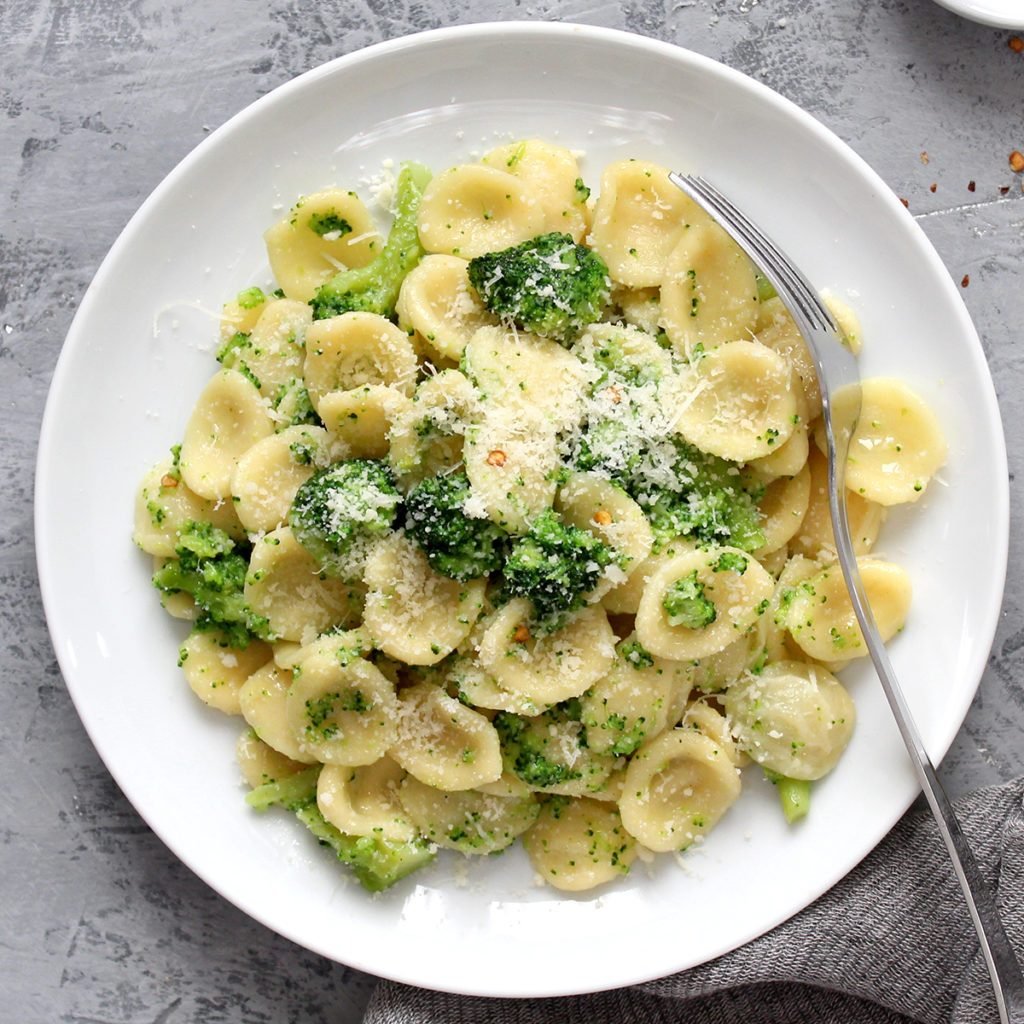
[152, 521, 271, 649]
[467, 232, 610, 343]
[307, 211, 352, 238]
[494, 701, 586, 789]
[662, 570, 716, 629]
[288, 460, 401, 581]
[503, 509, 614, 620]
[578, 432, 764, 552]
[236, 286, 267, 310]
[246, 767, 433, 891]
[310, 162, 432, 320]
[272, 377, 322, 429]
[404, 471, 508, 581]
[296, 805, 435, 892]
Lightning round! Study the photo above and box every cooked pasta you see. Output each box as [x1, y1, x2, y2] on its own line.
[135, 142, 946, 896]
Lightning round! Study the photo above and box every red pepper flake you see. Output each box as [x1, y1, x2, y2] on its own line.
[1010, 150, 1024, 173]
[967, 180, 976, 192]
[1009, 36, 1024, 53]
[593, 509, 612, 526]
[961, 274, 970, 288]
[899, 197, 909, 208]
[929, 183, 937, 193]
[160, 474, 179, 488]
[512, 624, 531, 644]
[1000, 185, 1011, 195]
[486, 449, 507, 467]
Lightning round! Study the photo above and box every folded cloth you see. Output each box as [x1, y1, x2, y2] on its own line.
[364, 777, 1023, 1024]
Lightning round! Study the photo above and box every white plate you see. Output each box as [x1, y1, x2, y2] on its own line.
[931, 0, 1024, 29]
[36, 23, 1008, 998]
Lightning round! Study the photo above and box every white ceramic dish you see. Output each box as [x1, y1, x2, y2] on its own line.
[36, 23, 1008, 998]
[931, 0, 1024, 30]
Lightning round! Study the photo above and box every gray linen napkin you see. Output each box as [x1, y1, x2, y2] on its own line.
[364, 777, 1023, 1024]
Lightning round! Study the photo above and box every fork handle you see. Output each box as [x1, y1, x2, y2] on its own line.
[838, 549, 1024, 1024]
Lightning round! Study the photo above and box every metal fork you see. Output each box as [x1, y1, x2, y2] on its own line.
[669, 171, 1024, 1024]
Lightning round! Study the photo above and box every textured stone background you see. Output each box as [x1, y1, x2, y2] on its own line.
[2, 1, 1022, 1021]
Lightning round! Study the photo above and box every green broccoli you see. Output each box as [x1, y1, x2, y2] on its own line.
[152, 521, 271, 649]
[503, 509, 615, 620]
[272, 377, 322, 429]
[494, 701, 586, 789]
[288, 460, 401, 581]
[662, 570, 717, 629]
[307, 211, 352, 238]
[764, 768, 811, 824]
[310, 162, 432, 320]
[467, 232, 610, 343]
[404, 471, 508, 581]
[246, 767, 434, 891]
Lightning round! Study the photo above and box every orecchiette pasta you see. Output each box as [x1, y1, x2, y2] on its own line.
[139, 142, 946, 895]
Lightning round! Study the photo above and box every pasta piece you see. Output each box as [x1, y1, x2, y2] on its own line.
[264, 188, 380, 301]
[556, 472, 654, 599]
[244, 526, 364, 643]
[229, 424, 331, 534]
[445, 654, 548, 717]
[748, 373, 811, 481]
[316, 758, 416, 842]
[725, 660, 856, 780]
[463, 325, 586, 428]
[635, 546, 775, 660]
[690, 625, 763, 693]
[390, 682, 502, 790]
[523, 797, 636, 892]
[272, 627, 370, 671]
[398, 776, 538, 854]
[755, 297, 822, 420]
[754, 464, 812, 558]
[672, 341, 798, 462]
[679, 701, 742, 764]
[580, 638, 692, 755]
[474, 773, 533, 800]
[220, 292, 267, 342]
[462, 326, 586, 531]
[619, 728, 741, 852]
[236, 729, 308, 788]
[317, 384, 413, 460]
[612, 286, 662, 335]
[590, 160, 704, 287]
[791, 447, 886, 559]
[180, 630, 273, 715]
[179, 369, 275, 500]
[481, 139, 590, 242]
[285, 651, 399, 765]
[660, 222, 759, 357]
[395, 254, 498, 361]
[240, 299, 312, 398]
[134, 457, 246, 557]
[822, 292, 863, 355]
[304, 311, 417, 408]
[477, 599, 616, 705]
[839, 378, 947, 505]
[238, 662, 318, 764]
[388, 369, 478, 482]
[780, 558, 912, 664]
[601, 537, 698, 616]
[417, 164, 545, 258]
[362, 533, 486, 666]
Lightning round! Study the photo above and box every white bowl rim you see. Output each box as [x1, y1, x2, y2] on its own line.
[35, 20, 1010, 997]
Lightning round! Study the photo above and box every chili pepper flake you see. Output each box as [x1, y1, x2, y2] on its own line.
[961, 274, 970, 288]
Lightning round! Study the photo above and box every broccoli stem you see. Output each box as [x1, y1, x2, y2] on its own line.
[245, 767, 322, 811]
[295, 805, 435, 892]
[310, 162, 432, 320]
[764, 769, 811, 824]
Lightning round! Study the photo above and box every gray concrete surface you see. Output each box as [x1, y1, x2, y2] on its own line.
[2, 1, 1022, 1021]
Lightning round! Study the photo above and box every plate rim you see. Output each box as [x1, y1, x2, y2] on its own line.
[35, 20, 1010, 997]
